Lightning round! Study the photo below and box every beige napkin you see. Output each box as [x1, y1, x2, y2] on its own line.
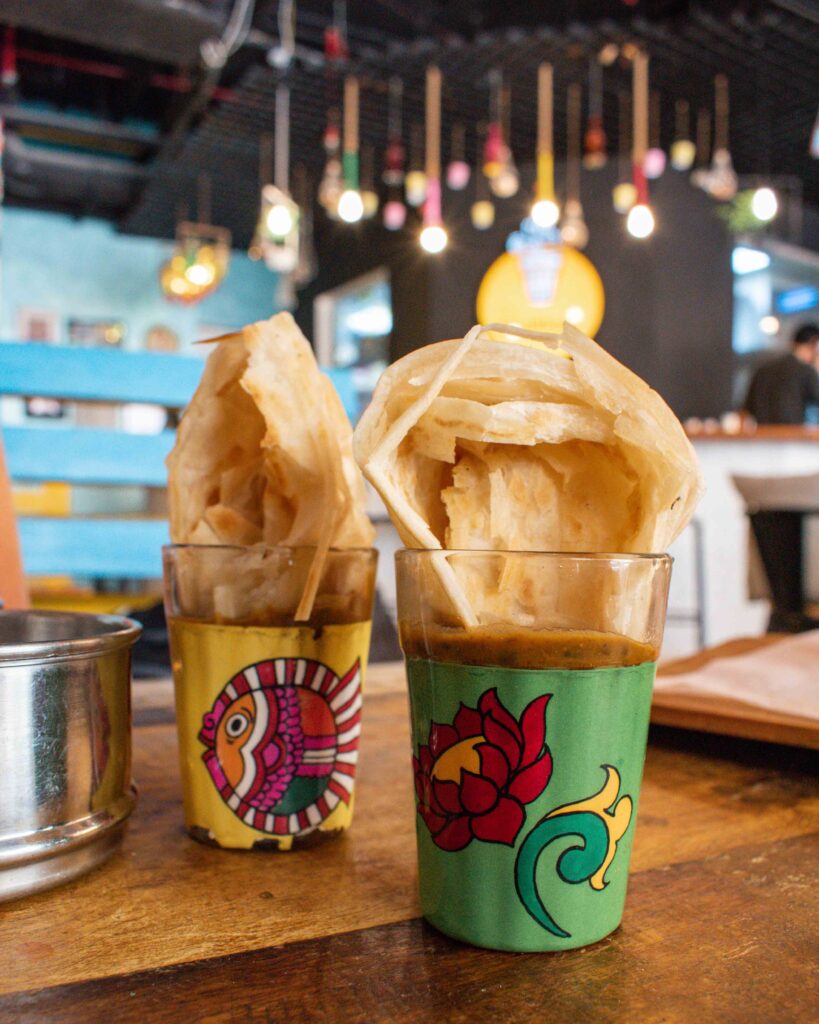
[655, 631, 819, 723]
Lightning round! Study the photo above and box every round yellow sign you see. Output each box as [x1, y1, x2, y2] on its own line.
[476, 244, 605, 337]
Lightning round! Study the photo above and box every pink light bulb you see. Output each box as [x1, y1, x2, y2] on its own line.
[446, 160, 471, 191]
[383, 200, 407, 230]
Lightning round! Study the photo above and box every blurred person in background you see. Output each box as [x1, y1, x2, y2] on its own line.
[743, 323, 819, 425]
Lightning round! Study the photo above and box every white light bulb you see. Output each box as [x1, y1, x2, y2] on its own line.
[531, 198, 560, 228]
[759, 315, 779, 335]
[266, 203, 294, 237]
[184, 262, 214, 286]
[626, 203, 655, 239]
[751, 187, 778, 222]
[337, 189, 364, 224]
[419, 224, 448, 254]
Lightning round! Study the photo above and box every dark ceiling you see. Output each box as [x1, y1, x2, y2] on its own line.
[1, 0, 817, 245]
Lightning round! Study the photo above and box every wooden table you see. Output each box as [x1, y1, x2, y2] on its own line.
[1, 655, 818, 1023]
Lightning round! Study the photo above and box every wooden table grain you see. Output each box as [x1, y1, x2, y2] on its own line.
[1, 652, 817, 1023]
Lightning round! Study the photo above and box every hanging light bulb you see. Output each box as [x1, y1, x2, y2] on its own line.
[612, 91, 635, 213]
[626, 203, 655, 238]
[560, 198, 590, 249]
[383, 78, 406, 186]
[318, 106, 343, 216]
[383, 200, 407, 230]
[531, 63, 560, 227]
[405, 123, 426, 206]
[703, 76, 737, 201]
[613, 183, 638, 213]
[751, 186, 778, 222]
[338, 76, 364, 224]
[419, 66, 448, 254]
[582, 57, 607, 170]
[471, 121, 495, 229]
[560, 83, 588, 249]
[644, 90, 666, 179]
[446, 122, 471, 190]
[489, 83, 519, 198]
[624, 50, 656, 240]
[531, 198, 560, 228]
[266, 202, 294, 237]
[471, 199, 495, 230]
[670, 99, 696, 170]
[359, 144, 379, 219]
[405, 170, 427, 206]
[419, 224, 448, 253]
[338, 189, 364, 223]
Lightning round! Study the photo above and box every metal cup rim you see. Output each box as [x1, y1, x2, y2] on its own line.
[0, 610, 142, 665]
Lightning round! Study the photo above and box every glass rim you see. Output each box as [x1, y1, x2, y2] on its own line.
[162, 543, 377, 556]
[395, 548, 672, 564]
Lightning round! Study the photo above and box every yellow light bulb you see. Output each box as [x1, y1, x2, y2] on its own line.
[612, 182, 638, 214]
[471, 200, 495, 230]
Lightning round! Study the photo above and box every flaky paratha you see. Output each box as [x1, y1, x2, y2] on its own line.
[354, 322, 703, 627]
[167, 312, 374, 620]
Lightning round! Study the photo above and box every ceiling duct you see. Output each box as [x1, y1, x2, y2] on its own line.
[1, 0, 228, 65]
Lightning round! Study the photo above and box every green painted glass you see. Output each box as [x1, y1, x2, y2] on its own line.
[407, 657, 655, 951]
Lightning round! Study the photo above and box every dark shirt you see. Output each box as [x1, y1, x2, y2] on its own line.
[744, 353, 819, 425]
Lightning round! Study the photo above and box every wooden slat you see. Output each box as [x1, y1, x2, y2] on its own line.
[0, 343, 203, 406]
[1, 681, 817, 995]
[18, 518, 167, 578]
[5, 427, 175, 486]
[5, 832, 817, 1024]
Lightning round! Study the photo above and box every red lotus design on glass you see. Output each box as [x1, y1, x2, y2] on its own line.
[412, 689, 553, 852]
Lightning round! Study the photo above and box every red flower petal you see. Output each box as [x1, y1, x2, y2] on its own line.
[508, 750, 553, 805]
[459, 770, 499, 815]
[453, 702, 482, 739]
[412, 754, 420, 774]
[433, 777, 463, 815]
[470, 796, 525, 846]
[433, 815, 472, 852]
[520, 693, 551, 767]
[483, 713, 521, 771]
[429, 723, 459, 759]
[419, 746, 433, 773]
[419, 806, 448, 834]
[477, 742, 510, 789]
[479, 689, 522, 742]
[414, 771, 426, 804]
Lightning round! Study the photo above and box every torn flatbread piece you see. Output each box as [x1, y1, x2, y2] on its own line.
[354, 322, 703, 626]
[167, 312, 374, 620]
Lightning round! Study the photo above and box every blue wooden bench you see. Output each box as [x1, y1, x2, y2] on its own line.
[1, 342, 356, 583]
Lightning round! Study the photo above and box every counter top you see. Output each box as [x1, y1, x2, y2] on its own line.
[686, 424, 819, 442]
[1, 648, 817, 1023]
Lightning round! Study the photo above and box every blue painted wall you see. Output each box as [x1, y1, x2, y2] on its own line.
[0, 208, 280, 351]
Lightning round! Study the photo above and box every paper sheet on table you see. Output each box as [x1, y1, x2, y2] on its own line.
[655, 631, 819, 723]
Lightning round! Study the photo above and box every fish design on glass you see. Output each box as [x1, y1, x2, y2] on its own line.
[198, 657, 361, 837]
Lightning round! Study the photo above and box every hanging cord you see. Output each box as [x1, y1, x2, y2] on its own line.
[566, 81, 582, 202]
[714, 74, 729, 152]
[674, 98, 689, 141]
[695, 108, 711, 165]
[388, 76, 403, 139]
[618, 90, 631, 181]
[275, 84, 290, 191]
